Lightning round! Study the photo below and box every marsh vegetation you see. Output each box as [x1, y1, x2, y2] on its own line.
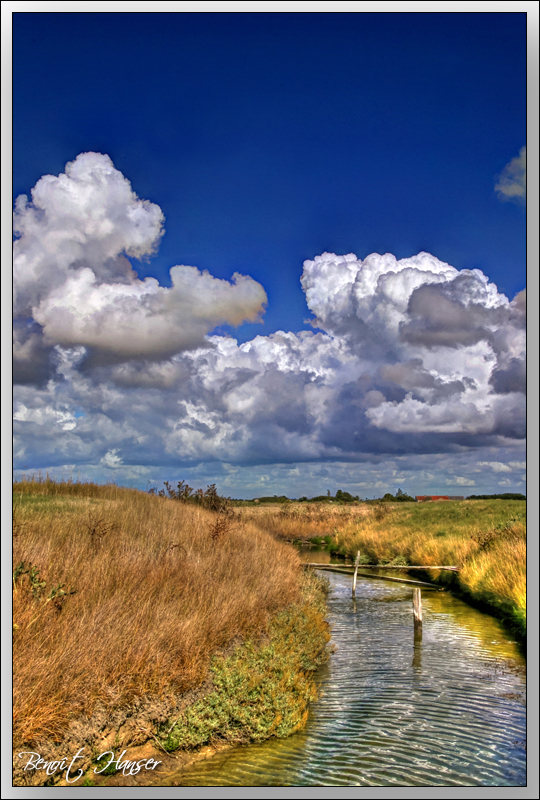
[12, 477, 525, 786]
[12, 476, 330, 778]
[236, 498, 526, 638]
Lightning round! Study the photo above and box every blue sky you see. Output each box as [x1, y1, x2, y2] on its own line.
[12, 11, 527, 498]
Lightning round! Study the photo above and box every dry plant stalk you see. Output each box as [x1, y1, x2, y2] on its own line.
[208, 510, 235, 542]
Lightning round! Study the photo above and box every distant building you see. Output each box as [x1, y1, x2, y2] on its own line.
[447, 496, 465, 501]
[415, 495, 450, 502]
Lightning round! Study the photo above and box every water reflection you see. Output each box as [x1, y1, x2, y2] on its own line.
[412, 628, 422, 674]
[297, 546, 332, 564]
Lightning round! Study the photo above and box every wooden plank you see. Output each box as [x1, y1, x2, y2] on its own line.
[303, 565, 357, 575]
[302, 563, 459, 571]
[303, 564, 442, 588]
[345, 564, 459, 571]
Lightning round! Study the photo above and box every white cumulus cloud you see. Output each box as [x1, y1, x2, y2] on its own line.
[13, 152, 165, 316]
[100, 449, 124, 468]
[476, 461, 512, 473]
[13, 153, 267, 369]
[445, 477, 476, 486]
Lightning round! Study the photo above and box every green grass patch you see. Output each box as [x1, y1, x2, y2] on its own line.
[13, 493, 106, 516]
[377, 554, 409, 566]
[392, 500, 525, 534]
[159, 572, 331, 752]
[92, 756, 118, 776]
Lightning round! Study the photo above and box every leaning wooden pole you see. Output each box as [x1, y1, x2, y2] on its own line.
[352, 551, 360, 598]
[413, 587, 422, 631]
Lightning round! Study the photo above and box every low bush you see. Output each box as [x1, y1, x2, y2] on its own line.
[160, 571, 330, 751]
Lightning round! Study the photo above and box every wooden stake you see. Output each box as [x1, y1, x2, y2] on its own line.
[352, 551, 360, 598]
[413, 587, 422, 630]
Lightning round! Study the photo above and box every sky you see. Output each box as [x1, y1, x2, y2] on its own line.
[12, 11, 527, 498]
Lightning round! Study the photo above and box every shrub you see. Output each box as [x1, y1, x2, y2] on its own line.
[151, 480, 233, 514]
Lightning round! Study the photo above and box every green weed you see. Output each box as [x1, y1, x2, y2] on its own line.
[160, 572, 330, 752]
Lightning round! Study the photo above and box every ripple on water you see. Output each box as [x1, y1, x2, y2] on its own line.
[159, 571, 526, 787]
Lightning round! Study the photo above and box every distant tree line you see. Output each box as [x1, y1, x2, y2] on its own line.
[298, 489, 360, 504]
[149, 484, 524, 506]
[467, 493, 526, 501]
[250, 495, 291, 504]
[380, 488, 416, 502]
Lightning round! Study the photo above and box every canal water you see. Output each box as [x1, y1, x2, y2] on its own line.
[158, 562, 526, 787]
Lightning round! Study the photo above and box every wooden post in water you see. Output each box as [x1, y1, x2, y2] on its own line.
[352, 551, 360, 598]
[412, 587, 422, 632]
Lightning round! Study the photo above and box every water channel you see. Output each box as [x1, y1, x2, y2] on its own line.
[159, 554, 526, 787]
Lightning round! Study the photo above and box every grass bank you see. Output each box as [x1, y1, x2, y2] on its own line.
[324, 500, 526, 639]
[158, 568, 330, 753]
[12, 478, 330, 786]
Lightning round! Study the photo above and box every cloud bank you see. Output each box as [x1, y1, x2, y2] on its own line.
[13, 154, 526, 495]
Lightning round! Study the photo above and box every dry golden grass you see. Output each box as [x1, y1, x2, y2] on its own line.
[459, 536, 526, 615]
[13, 480, 303, 747]
[236, 503, 370, 541]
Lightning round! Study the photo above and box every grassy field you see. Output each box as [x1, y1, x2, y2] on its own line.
[12, 479, 525, 784]
[12, 477, 330, 778]
[235, 502, 372, 543]
[252, 499, 526, 639]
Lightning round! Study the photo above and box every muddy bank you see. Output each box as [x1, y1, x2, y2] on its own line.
[13, 676, 216, 787]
